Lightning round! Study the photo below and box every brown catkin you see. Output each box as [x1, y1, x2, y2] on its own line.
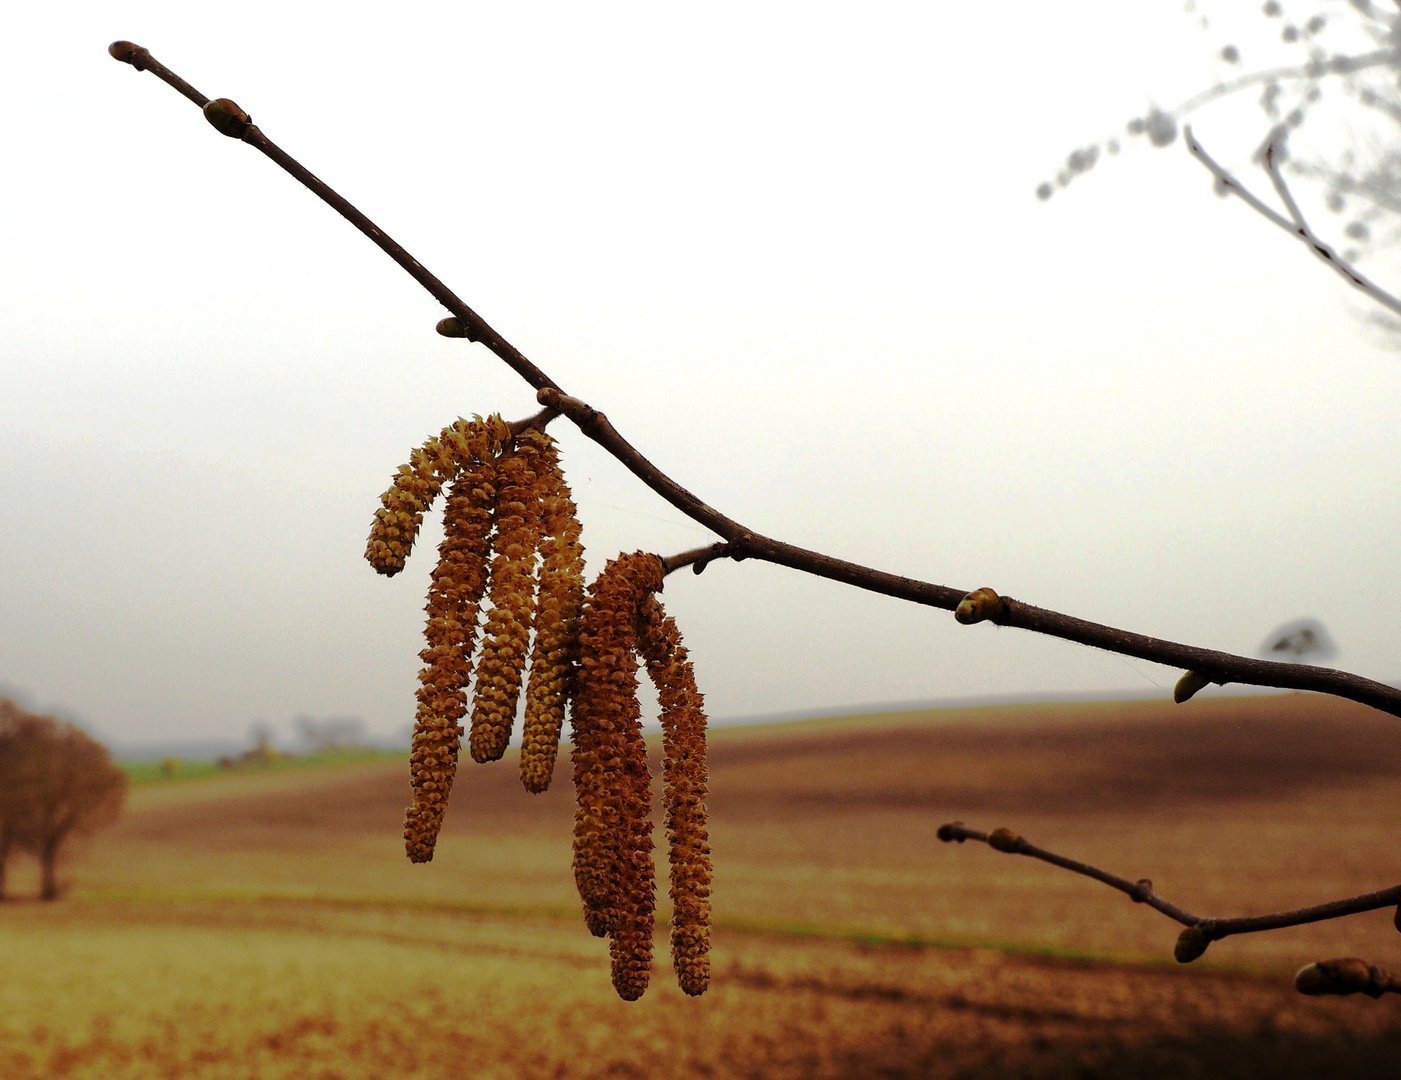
[403, 417, 509, 863]
[365, 423, 465, 577]
[468, 437, 545, 764]
[609, 706, 655, 1002]
[569, 553, 665, 953]
[519, 432, 586, 794]
[638, 595, 712, 997]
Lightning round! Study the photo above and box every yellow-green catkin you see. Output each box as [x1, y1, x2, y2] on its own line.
[519, 432, 586, 794]
[468, 437, 545, 764]
[403, 418, 508, 863]
[638, 594, 712, 997]
[569, 553, 665, 954]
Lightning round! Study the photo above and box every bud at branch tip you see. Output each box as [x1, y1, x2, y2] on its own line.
[108, 41, 149, 68]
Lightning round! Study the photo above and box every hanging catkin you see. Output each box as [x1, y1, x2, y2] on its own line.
[569, 553, 664, 947]
[365, 423, 463, 576]
[402, 417, 508, 863]
[468, 437, 545, 764]
[367, 412, 714, 1002]
[638, 594, 712, 997]
[519, 431, 585, 794]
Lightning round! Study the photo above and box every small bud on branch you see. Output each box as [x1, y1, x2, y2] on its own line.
[954, 587, 1007, 625]
[1295, 958, 1401, 997]
[1173, 670, 1212, 703]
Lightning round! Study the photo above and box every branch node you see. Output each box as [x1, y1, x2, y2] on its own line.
[986, 826, 1023, 854]
[108, 40, 150, 69]
[1131, 878, 1153, 903]
[954, 587, 1007, 626]
[1173, 670, 1212, 704]
[203, 98, 252, 139]
[1174, 924, 1212, 963]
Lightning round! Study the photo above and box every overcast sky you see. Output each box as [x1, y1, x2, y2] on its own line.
[3, 2, 1399, 746]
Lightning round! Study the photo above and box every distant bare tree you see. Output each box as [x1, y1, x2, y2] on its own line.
[1042, 0, 1401, 321]
[0, 699, 127, 901]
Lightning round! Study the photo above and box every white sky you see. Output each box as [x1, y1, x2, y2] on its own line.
[3, 2, 1399, 744]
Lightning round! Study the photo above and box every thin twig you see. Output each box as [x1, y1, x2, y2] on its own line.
[1168, 49, 1392, 121]
[1185, 125, 1401, 318]
[660, 543, 732, 577]
[109, 43, 1401, 721]
[938, 822, 1401, 961]
[506, 405, 560, 439]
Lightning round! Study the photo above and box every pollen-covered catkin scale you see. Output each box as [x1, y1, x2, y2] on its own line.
[638, 594, 712, 997]
[569, 553, 665, 950]
[520, 431, 586, 794]
[468, 437, 545, 764]
[403, 418, 507, 863]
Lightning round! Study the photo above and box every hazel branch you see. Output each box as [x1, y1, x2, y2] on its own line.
[109, 42, 1401, 722]
[938, 822, 1401, 965]
[1185, 125, 1401, 318]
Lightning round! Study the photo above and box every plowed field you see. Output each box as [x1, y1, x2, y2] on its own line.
[4, 692, 1401, 1077]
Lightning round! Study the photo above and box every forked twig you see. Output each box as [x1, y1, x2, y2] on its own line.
[107, 41, 1401, 723]
[938, 822, 1401, 965]
[1185, 124, 1401, 318]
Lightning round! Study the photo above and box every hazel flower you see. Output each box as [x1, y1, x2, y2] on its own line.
[569, 552, 665, 942]
[468, 437, 545, 764]
[519, 432, 586, 794]
[366, 416, 507, 576]
[403, 419, 504, 863]
[638, 594, 712, 997]
[609, 712, 656, 1002]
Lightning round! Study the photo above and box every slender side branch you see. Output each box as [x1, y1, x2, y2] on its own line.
[1185, 125, 1401, 318]
[507, 405, 560, 439]
[660, 543, 733, 577]
[109, 43, 1401, 721]
[1169, 49, 1393, 121]
[936, 823, 1201, 927]
[939, 822, 1401, 964]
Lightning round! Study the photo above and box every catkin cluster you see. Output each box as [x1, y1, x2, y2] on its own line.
[367, 429, 712, 1002]
[365, 418, 585, 863]
[570, 552, 712, 1000]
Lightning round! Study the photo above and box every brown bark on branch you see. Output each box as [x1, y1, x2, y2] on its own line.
[107, 41, 1401, 722]
[938, 822, 1401, 967]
